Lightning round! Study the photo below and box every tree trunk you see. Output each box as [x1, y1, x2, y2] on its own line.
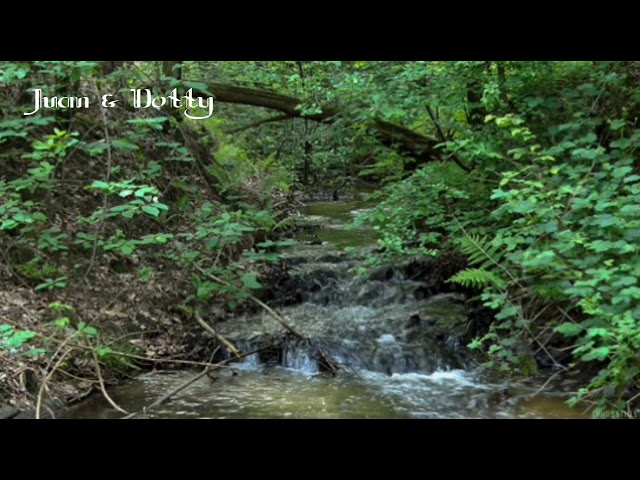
[497, 62, 509, 106]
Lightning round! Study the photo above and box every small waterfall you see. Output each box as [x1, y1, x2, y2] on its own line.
[220, 253, 470, 377]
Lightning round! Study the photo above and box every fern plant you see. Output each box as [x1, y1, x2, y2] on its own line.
[448, 234, 508, 290]
[448, 231, 532, 374]
[450, 267, 506, 290]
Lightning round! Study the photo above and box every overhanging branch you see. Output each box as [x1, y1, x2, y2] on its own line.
[206, 82, 440, 164]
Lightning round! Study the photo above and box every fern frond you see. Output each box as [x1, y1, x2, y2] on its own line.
[448, 268, 506, 290]
[458, 234, 505, 269]
[453, 221, 518, 287]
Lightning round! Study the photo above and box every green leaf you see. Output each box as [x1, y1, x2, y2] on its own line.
[619, 205, 640, 216]
[51, 317, 71, 329]
[142, 205, 160, 217]
[257, 240, 276, 248]
[184, 82, 214, 96]
[496, 304, 521, 320]
[612, 166, 633, 178]
[587, 328, 610, 339]
[511, 201, 535, 214]
[135, 187, 157, 198]
[241, 273, 262, 290]
[111, 139, 140, 152]
[90, 180, 110, 190]
[572, 148, 599, 161]
[82, 326, 98, 336]
[97, 347, 112, 357]
[555, 322, 583, 337]
[581, 347, 610, 362]
[127, 117, 168, 131]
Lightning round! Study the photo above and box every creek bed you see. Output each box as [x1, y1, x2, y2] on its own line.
[62, 195, 587, 419]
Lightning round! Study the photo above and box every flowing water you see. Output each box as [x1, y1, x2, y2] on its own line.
[62, 196, 588, 419]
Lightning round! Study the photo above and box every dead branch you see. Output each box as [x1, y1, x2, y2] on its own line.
[196, 267, 306, 340]
[91, 346, 128, 414]
[122, 347, 266, 419]
[196, 267, 340, 375]
[36, 346, 74, 419]
[193, 312, 242, 357]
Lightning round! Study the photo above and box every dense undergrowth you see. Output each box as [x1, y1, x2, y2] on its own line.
[0, 62, 296, 413]
[358, 62, 640, 416]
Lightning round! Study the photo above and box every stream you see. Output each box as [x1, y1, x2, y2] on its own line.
[62, 197, 588, 419]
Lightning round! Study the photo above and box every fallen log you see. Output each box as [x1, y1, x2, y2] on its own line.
[205, 82, 439, 163]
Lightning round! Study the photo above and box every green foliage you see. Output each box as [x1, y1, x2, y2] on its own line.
[456, 234, 505, 270]
[3, 60, 640, 414]
[356, 162, 491, 265]
[449, 268, 506, 290]
[449, 234, 508, 289]
[38, 229, 70, 253]
[13, 256, 63, 282]
[167, 205, 283, 307]
[349, 61, 640, 411]
[0, 325, 38, 352]
[35, 276, 67, 292]
[87, 180, 169, 221]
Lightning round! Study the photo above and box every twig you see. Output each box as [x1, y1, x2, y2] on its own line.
[91, 345, 128, 414]
[104, 351, 220, 368]
[0, 316, 226, 369]
[426, 104, 471, 172]
[197, 267, 307, 340]
[212, 241, 225, 269]
[525, 322, 562, 368]
[193, 312, 242, 357]
[623, 391, 640, 416]
[103, 329, 162, 347]
[527, 366, 568, 399]
[84, 81, 113, 280]
[56, 369, 100, 383]
[35, 327, 82, 419]
[36, 347, 74, 419]
[122, 347, 264, 419]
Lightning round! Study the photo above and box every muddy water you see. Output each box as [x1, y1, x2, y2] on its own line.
[62, 366, 586, 419]
[61, 196, 588, 419]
